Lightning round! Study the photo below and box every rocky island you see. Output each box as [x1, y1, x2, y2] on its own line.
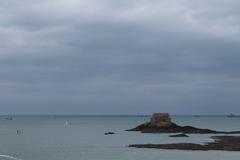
[129, 136, 240, 151]
[127, 113, 240, 134]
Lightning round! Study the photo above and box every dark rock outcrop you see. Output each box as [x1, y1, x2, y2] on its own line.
[129, 136, 240, 151]
[127, 113, 240, 134]
[169, 133, 189, 137]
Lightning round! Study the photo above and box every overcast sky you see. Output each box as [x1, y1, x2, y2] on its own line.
[0, 0, 240, 115]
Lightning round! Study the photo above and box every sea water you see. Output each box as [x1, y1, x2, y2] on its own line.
[0, 115, 240, 160]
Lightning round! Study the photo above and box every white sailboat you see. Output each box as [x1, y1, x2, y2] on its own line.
[64, 120, 69, 126]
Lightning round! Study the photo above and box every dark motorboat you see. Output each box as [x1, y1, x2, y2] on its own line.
[104, 132, 115, 135]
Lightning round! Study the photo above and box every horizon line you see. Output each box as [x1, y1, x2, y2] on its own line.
[0, 114, 235, 116]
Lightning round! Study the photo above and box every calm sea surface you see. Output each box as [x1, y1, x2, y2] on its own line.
[0, 115, 240, 160]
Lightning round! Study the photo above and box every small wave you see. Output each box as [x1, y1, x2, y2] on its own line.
[0, 155, 23, 160]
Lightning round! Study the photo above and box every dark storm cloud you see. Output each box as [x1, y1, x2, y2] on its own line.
[0, 0, 240, 114]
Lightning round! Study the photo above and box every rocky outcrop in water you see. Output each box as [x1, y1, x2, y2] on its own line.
[169, 133, 189, 137]
[127, 113, 240, 134]
[129, 136, 240, 151]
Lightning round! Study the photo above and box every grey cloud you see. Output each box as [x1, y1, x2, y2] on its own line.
[0, 0, 240, 114]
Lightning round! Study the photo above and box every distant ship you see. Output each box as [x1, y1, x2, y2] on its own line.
[227, 113, 240, 118]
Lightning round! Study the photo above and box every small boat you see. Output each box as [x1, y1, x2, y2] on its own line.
[104, 132, 115, 135]
[227, 113, 240, 118]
